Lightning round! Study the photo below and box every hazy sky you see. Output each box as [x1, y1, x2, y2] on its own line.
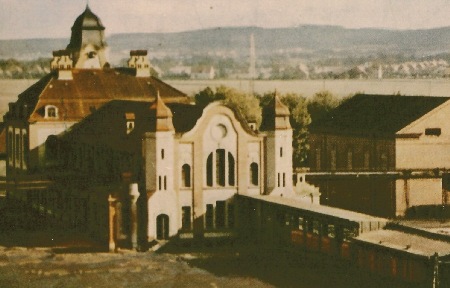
[1, 0, 450, 40]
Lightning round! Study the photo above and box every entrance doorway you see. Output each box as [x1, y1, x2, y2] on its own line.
[156, 214, 169, 240]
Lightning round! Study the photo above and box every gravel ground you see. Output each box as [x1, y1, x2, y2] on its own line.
[0, 197, 409, 288]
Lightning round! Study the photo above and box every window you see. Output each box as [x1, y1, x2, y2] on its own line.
[206, 150, 235, 187]
[158, 176, 162, 190]
[347, 148, 353, 170]
[228, 152, 235, 186]
[206, 154, 213, 187]
[277, 173, 280, 187]
[164, 176, 167, 190]
[15, 134, 20, 161]
[425, 128, 441, 136]
[215, 201, 226, 228]
[161, 149, 165, 159]
[364, 150, 370, 170]
[216, 149, 225, 186]
[330, 146, 337, 171]
[8, 131, 13, 162]
[181, 206, 191, 230]
[205, 204, 214, 229]
[250, 162, 259, 186]
[280, 147, 283, 157]
[182, 164, 191, 187]
[126, 121, 134, 134]
[315, 148, 321, 170]
[283, 173, 286, 187]
[45, 105, 58, 118]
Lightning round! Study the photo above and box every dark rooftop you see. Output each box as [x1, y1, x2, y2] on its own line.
[310, 94, 450, 137]
[9, 69, 188, 123]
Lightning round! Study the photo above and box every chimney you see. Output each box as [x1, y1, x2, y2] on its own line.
[51, 50, 73, 80]
[128, 50, 151, 77]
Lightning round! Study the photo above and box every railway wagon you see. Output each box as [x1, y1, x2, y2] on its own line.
[237, 194, 387, 259]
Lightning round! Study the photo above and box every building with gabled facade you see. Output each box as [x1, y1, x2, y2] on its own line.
[5, 5, 297, 248]
[308, 94, 450, 217]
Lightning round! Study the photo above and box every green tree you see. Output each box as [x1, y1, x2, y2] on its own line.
[307, 90, 340, 123]
[194, 86, 262, 126]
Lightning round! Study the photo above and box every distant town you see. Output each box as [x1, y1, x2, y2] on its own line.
[3, 25, 450, 80]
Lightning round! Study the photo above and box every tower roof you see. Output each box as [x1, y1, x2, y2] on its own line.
[67, 5, 106, 51]
[72, 5, 105, 31]
[150, 93, 174, 131]
[150, 92, 173, 118]
[260, 93, 291, 131]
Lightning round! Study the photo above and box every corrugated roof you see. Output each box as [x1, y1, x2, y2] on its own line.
[310, 94, 450, 137]
[240, 194, 387, 223]
[11, 69, 187, 123]
[355, 229, 450, 257]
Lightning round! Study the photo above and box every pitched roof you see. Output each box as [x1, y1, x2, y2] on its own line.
[62, 100, 204, 152]
[8, 69, 188, 123]
[310, 94, 450, 137]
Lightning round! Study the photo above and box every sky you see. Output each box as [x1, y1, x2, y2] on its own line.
[1, 0, 450, 40]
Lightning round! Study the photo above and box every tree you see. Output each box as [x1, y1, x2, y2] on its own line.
[307, 90, 340, 123]
[194, 85, 262, 126]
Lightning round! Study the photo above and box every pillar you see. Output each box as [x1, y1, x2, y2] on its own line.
[129, 183, 140, 250]
[108, 194, 117, 252]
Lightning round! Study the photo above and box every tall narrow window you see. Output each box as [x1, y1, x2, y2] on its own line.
[216, 149, 225, 186]
[283, 173, 286, 187]
[215, 201, 226, 228]
[164, 176, 167, 190]
[206, 153, 213, 186]
[364, 150, 370, 170]
[280, 147, 283, 157]
[161, 149, 165, 159]
[330, 146, 337, 171]
[250, 162, 259, 186]
[182, 164, 191, 187]
[205, 204, 214, 229]
[158, 176, 162, 190]
[7, 131, 12, 162]
[315, 148, 321, 171]
[181, 206, 191, 230]
[228, 152, 235, 186]
[15, 134, 20, 161]
[277, 173, 280, 187]
[347, 148, 353, 170]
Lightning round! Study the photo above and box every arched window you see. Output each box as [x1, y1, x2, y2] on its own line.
[250, 162, 258, 186]
[206, 149, 236, 187]
[216, 149, 225, 186]
[45, 105, 58, 118]
[228, 152, 235, 186]
[206, 153, 213, 187]
[182, 164, 191, 187]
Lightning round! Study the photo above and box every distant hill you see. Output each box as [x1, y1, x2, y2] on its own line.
[2, 25, 450, 62]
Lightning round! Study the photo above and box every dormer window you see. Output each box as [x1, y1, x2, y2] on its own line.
[125, 113, 135, 134]
[45, 105, 58, 119]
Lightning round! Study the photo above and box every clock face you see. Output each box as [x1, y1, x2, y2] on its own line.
[211, 124, 227, 141]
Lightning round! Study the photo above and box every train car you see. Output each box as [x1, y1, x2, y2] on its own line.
[353, 229, 450, 286]
[237, 194, 387, 258]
